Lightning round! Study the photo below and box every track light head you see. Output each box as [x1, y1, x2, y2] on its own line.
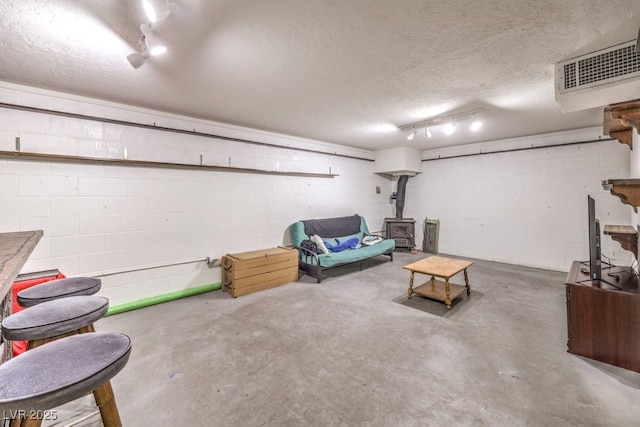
[126, 51, 150, 69]
[470, 119, 482, 131]
[407, 128, 416, 141]
[140, 24, 167, 55]
[443, 121, 456, 135]
[127, 1, 176, 69]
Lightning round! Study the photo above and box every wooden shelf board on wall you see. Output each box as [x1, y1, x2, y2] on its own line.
[0, 150, 337, 178]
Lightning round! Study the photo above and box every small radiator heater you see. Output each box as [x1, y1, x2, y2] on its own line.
[423, 218, 440, 254]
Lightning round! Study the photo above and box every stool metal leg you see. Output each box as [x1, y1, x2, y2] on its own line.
[93, 381, 122, 427]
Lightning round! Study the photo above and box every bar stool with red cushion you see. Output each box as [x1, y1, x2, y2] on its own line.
[12, 277, 101, 357]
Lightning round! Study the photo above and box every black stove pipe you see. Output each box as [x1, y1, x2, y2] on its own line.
[395, 175, 409, 218]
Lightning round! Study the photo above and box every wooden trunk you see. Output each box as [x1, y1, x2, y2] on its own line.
[222, 246, 298, 297]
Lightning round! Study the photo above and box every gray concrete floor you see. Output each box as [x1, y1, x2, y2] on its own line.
[52, 252, 640, 426]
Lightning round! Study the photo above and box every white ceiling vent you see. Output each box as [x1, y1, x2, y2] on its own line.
[557, 40, 639, 94]
[555, 40, 640, 113]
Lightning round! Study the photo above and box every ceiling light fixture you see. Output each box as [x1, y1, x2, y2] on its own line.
[407, 128, 417, 140]
[398, 109, 484, 139]
[140, 24, 167, 55]
[127, 0, 177, 69]
[126, 50, 151, 69]
[143, 0, 178, 23]
[470, 114, 482, 131]
[125, 25, 165, 69]
[443, 121, 456, 136]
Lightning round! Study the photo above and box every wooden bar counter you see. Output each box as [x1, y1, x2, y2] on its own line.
[0, 230, 43, 361]
[0, 230, 43, 300]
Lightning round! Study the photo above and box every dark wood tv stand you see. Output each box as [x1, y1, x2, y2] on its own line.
[565, 260, 640, 373]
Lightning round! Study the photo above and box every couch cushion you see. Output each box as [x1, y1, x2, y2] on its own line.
[317, 238, 394, 268]
[302, 214, 361, 238]
[291, 217, 370, 247]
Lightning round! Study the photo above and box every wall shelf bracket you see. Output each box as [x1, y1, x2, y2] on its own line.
[603, 225, 638, 259]
[602, 179, 640, 213]
[604, 99, 640, 149]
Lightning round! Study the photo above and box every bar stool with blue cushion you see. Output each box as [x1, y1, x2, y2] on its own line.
[17, 277, 101, 308]
[0, 332, 131, 427]
[2, 296, 109, 350]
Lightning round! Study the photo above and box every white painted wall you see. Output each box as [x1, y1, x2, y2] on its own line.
[2, 83, 635, 306]
[0, 85, 393, 305]
[411, 129, 633, 272]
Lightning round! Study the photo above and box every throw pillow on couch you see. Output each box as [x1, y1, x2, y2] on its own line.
[310, 234, 330, 254]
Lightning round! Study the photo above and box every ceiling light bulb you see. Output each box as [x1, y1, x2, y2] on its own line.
[143, 0, 178, 23]
[149, 44, 167, 55]
[407, 129, 416, 141]
[140, 24, 167, 56]
[443, 122, 456, 135]
[426, 126, 432, 138]
[470, 120, 482, 131]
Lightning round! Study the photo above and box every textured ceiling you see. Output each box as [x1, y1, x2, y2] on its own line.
[0, 0, 639, 151]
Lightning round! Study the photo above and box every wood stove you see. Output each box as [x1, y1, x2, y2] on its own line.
[385, 218, 416, 250]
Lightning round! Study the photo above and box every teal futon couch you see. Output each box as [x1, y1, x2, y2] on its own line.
[290, 214, 395, 283]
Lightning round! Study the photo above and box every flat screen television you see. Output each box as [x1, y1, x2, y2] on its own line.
[587, 195, 601, 280]
[584, 195, 618, 286]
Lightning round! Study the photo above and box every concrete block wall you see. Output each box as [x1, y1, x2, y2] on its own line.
[0, 84, 392, 306]
[411, 129, 632, 272]
[3, 83, 634, 305]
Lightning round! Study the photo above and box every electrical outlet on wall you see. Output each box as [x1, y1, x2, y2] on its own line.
[206, 257, 221, 267]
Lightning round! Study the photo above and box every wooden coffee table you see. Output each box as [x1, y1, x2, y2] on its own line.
[403, 255, 473, 309]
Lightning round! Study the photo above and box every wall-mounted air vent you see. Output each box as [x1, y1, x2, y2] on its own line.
[557, 40, 640, 94]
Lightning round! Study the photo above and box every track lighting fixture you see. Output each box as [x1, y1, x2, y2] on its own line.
[140, 24, 167, 55]
[398, 109, 483, 139]
[127, 0, 177, 68]
[126, 50, 151, 69]
[469, 113, 482, 131]
[126, 25, 165, 69]
[443, 121, 456, 135]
